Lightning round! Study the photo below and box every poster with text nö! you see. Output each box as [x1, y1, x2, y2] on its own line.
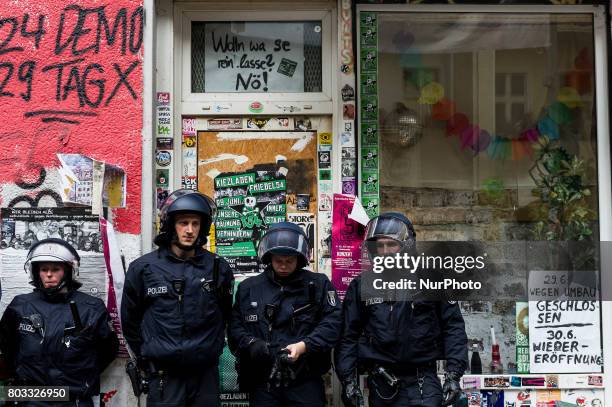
[203, 22, 305, 93]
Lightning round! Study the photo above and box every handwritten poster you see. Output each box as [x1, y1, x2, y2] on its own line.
[528, 270, 602, 373]
[204, 22, 305, 92]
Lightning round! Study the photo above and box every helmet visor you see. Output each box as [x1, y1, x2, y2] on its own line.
[258, 228, 310, 262]
[365, 217, 412, 243]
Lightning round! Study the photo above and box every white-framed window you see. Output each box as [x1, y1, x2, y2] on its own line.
[176, 8, 333, 109]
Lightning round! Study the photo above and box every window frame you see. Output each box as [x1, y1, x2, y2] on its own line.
[176, 7, 333, 110]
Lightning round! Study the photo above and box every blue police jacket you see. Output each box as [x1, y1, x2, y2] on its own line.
[121, 247, 234, 370]
[0, 288, 118, 399]
[335, 272, 468, 381]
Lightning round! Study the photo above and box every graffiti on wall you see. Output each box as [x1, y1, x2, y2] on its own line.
[0, 2, 143, 233]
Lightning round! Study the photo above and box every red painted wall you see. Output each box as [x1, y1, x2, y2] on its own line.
[0, 0, 143, 234]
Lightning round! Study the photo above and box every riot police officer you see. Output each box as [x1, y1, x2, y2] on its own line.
[335, 212, 467, 407]
[0, 238, 119, 406]
[121, 189, 234, 406]
[228, 222, 341, 406]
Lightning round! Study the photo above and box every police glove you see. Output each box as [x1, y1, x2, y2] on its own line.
[247, 339, 271, 363]
[268, 349, 295, 388]
[441, 371, 462, 407]
[341, 375, 365, 407]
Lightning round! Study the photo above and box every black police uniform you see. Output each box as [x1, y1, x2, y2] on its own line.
[228, 266, 341, 407]
[0, 288, 119, 406]
[335, 273, 468, 407]
[121, 246, 234, 407]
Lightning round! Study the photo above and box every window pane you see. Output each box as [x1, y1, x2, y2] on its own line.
[511, 73, 526, 96]
[375, 12, 597, 240]
[495, 73, 505, 96]
[371, 11, 599, 375]
[191, 21, 322, 93]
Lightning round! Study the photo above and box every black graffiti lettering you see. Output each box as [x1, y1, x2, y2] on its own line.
[8, 189, 63, 208]
[273, 39, 290, 52]
[235, 71, 269, 92]
[104, 60, 138, 105]
[212, 32, 244, 53]
[83, 63, 104, 107]
[55, 5, 142, 57]
[34, 189, 63, 207]
[55, 5, 103, 56]
[42, 57, 85, 101]
[0, 62, 14, 97]
[0, 18, 22, 56]
[21, 13, 46, 49]
[98, 6, 127, 54]
[218, 56, 233, 69]
[16, 168, 46, 190]
[129, 6, 143, 54]
[249, 41, 265, 51]
[17, 60, 35, 101]
[235, 72, 249, 91]
[63, 66, 84, 106]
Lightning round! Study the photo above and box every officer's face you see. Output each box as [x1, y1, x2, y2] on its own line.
[375, 237, 402, 256]
[271, 255, 298, 278]
[174, 213, 201, 247]
[38, 262, 66, 289]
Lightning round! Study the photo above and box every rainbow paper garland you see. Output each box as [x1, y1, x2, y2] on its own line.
[404, 45, 592, 160]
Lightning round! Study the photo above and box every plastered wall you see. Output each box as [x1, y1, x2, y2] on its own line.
[0, 0, 143, 234]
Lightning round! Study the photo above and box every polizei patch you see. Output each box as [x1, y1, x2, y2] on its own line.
[147, 286, 168, 296]
[19, 322, 35, 333]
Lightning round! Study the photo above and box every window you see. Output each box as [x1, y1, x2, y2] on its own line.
[359, 8, 606, 375]
[178, 9, 333, 104]
[191, 21, 322, 94]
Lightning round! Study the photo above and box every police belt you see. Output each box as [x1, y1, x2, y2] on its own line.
[367, 361, 437, 376]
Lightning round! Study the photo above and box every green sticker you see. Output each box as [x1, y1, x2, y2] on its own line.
[215, 173, 256, 189]
[264, 215, 286, 224]
[156, 169, 169, 188]
[215, 195, 245, 208]
[217, 208, 242, 219]
[360, 13, 377, 28]
[361, 96, 378, 121]
[360, 25, 377, 47]
[361, 196, 380, 218]
[319, 169, 332, 181]
[361, 171, 379, 194]
[264, 203, 286, 214]
[216, 229, 254, 239]
[362, 147, 379, 170]
[361, 73, 378, 96]
[215, 219, 242, 229]
[361, 122, 379, 146]
[360, 47, 377, 73]
[216, 241, 257, 257]
[247, 179, 286, 194]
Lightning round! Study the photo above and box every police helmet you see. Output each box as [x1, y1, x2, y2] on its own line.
[24, 238, 80, 288]
[258, 222, 310, 268]
[154, 189, 217, 246]
[364, 212, 416, 252]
